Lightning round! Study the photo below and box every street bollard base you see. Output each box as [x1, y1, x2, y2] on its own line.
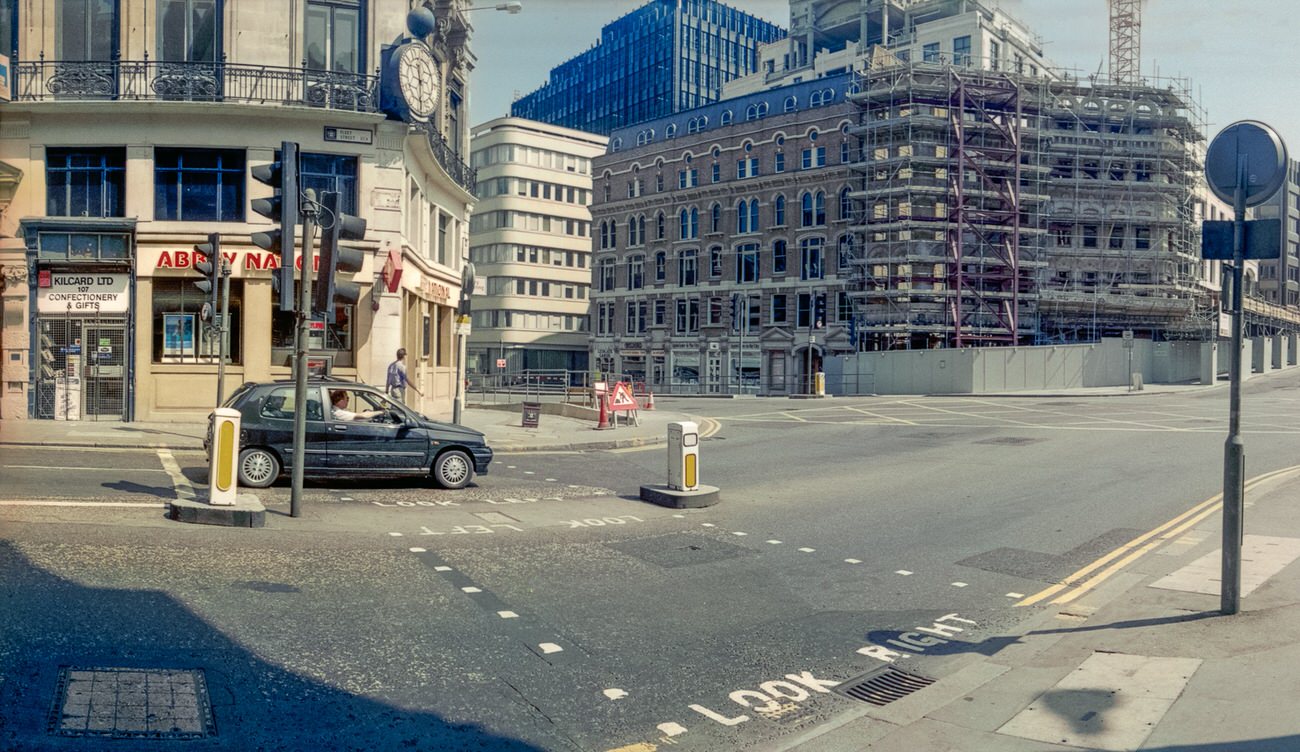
[639, 484, 720, 509]
[169, 492, 266, 528]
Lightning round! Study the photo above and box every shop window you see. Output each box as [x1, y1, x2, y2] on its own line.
[300, 153, 358, 216]
[152, 279, 243, 363]
[272, 304, 354, 365]
[46, 148, 126, 218]
[155, 148, 246, 221]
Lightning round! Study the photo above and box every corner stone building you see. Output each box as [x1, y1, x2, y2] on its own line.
[589, 74, 859, 394]
[0, 0, 479, 421]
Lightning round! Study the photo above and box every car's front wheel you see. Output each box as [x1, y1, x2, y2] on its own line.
[432, 450, 473, 489]
[238, 447, 281, 488]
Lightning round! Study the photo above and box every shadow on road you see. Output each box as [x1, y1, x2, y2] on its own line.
[102, 480, 178, 499]
[0, 541, 550, 751]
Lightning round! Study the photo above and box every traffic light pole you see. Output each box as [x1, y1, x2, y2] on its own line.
[217, 259, 231, 405]
[290, 191, 318, 519]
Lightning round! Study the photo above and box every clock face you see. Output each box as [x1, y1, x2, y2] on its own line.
[397, 43, 439, 120]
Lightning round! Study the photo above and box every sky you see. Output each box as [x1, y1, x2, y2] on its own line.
[467, 0, 1300, 150]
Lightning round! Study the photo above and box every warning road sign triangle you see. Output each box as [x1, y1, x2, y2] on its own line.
[609, 381, 638, 411]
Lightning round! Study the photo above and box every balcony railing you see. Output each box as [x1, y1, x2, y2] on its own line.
[14, 57, 380, 114]
[420, 122, 477, 197]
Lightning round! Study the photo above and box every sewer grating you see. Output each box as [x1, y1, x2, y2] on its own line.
[833, 666, 935, 706]
[47, 666, 216, 740]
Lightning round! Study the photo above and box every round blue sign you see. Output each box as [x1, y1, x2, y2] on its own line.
[1205, 120, 1289, 208]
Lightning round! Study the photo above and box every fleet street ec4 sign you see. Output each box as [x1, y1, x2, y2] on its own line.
[37, 273, 129, 314]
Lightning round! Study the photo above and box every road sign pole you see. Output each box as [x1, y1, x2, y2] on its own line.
[1222, 156, 1249, 615]
[290, 191, 318, 519]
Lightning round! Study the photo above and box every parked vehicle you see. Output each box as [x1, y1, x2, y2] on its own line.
[206, 379, 492, 489]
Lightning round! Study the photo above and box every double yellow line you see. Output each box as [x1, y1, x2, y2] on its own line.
[1016, 464, 1300, 607]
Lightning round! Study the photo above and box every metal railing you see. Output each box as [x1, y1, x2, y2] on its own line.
[420, 122, 477, 196]
[14, 57, 380, 113]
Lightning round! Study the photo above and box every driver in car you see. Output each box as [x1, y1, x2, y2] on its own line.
[330, 389, 385, 421]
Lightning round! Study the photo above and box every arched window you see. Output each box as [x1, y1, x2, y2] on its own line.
[654, 251, 667, 281]
[774, 194, 786, 226]
[638, 215, 646, 245]
[665, 124, 678, 138]
[839, 187, 852, 221]
[815, 191, 826, 226]
[709, 246, 723, 277]
[736, 200, 748, 234]
[711, 203, 722, 234]
[801, 192, 814, 227]
[784, 95, 797, 113]
[611, 138, 623, 152]
[627, 217, 638, 246]
[748, 198, 760, 231]
[656, 211, 666, 240]
[690, 207, 699, 238]
[720, 110, 734, 125]
[680, 209, 690, 239]
[636, 129, 654, 146]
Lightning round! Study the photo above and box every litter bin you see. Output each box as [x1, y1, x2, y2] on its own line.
[521, 401, 541, 428]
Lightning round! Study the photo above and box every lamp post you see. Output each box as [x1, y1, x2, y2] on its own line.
[463, 1, 522, 13]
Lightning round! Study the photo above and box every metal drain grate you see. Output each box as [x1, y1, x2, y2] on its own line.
[48, 667, 216, 740]
[834, 667, 935, 706]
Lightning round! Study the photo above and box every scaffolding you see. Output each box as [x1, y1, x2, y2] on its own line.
[1037, 70, 1209, 343]
[847, 57, 1049, 350]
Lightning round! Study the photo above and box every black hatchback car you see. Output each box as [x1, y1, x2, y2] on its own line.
[207, 379, 493, 489]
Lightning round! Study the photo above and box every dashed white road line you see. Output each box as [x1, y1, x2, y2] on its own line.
[731, 531, 748, 536]
[461, 587, 482, 594]
[952, 582, 968, 588]
[767, 540, 782, 544]
[1006, 592, 1025, 599]
[657, 722, 688, 737]
[845, 558, 862, 564]
[896, 569, 913, 576]
[798, 547, 816, 553]
[498, 610, 519, 619]
[538, 643, 563, 654]
[408, 547, 427, 553]
[434, 566, 453, 572]
[388, 532, 404, 537]
[603, 689, 628, 701]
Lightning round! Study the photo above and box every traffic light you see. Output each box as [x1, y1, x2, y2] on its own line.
[251, 141, 299, 312]
[813, 293, 827, 328]
[193, 233, 220, 321]
[314, 190, 367, 323]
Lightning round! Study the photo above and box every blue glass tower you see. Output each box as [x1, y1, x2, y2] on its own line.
[511, 0, 786, 136]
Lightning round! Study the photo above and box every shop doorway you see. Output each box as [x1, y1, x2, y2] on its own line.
[36, 317, 128, 420]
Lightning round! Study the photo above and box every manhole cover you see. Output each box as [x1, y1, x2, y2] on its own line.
[973, 436, 1043, 446]
[834, 667, 935, 706]
[48, 667, 216, 740]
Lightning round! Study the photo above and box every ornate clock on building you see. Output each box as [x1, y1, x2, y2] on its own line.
[383, 41, 440, 122]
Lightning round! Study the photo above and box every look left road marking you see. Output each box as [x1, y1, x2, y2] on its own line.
[156, 449, 195, 501]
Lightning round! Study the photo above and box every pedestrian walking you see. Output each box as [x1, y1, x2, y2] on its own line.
[386, 348, 422, 404]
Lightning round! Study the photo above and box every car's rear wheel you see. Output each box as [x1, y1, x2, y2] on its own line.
[238, 447, 280, 488]
[432, 450, 473, 489]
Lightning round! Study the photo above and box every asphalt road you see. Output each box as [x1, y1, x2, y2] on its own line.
[3, 373, 1300, 751]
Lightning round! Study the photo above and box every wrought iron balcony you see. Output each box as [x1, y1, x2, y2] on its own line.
[420, 122, 477, 197]
[13, 57, 380, 114]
